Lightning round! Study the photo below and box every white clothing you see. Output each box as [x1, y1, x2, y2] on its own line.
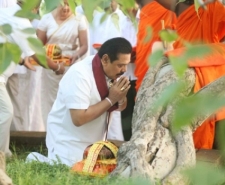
[75, 5, 84, 15]
[0, 0, 16, 8]
[0, 4, 35, 83]
[0, 83, 13, 156]
[38, 12, 88, 126]
[7, 68, 45, 131]
[38, 13, 87, 56]
[7, 18, 44, 131]
[107, 111, 124, 141]
[46, 55, 108, 166]
[0, 4, 36, 155]
[122, 17, 138, 81]
[91, 8, 127, 50]
[75, 5, 95, 56]
[26, 151, 73, 166]
[91, 9, 137, 81]
[91, 9, 137, 140]
[31, 19, 40, 30]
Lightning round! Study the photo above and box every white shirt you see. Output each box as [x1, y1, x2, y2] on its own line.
[91, 8, 127, 51]
[46, 55, 108, 166]
[0, 4, 35, 83]
[122, 17, 138, 81]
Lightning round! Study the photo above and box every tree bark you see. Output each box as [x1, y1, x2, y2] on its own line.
[110, 57, 225, 184]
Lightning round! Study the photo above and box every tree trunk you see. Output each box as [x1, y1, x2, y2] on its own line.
[109, 57, 225, 184]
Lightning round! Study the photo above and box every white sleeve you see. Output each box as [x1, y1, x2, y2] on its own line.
[10, 20, 36, 57]
[78, 15, 88, 31]
[61, 70, 91, 110]
[37, 13, 50, 32]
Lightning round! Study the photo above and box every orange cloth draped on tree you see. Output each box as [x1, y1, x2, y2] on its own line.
[170, 1, 225, 149]
[135, 1, 177, 91]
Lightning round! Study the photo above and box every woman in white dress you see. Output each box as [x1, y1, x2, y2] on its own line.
[37, 0, 88, 125]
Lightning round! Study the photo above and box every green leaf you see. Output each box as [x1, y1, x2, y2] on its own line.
[21, 28, 36, 34]
[15, 0, 41, 19]
[152, 81, 186, 112]
[82, 0, 107, 22]
[194, 0, 202, 14]
[27, 37, 47, 67]
[0, 42, 21, 74]
[216, 123, 225, 157]
[0, 24, 12, 35]
[44, 0, 62, 13]
[142, 26, 153, 44]
[35, 53, 48, 67]
[159, 29, 178, 42]
[119, 0, 135, 10]
[100, 12, 109, 24]
[68, 0, 76, 14]
[15, 10, 39, 20]
[185, 44, 211, 59]
[168, 45, 211, 76]
[148, 49, 164, 67]
[0, 43, 13, 74]
[21, 0, 41, 11]
[6, 43, 21, 64]
[172, 93, 225, 133]
[169, 55, 188, 77]
[27, 37, 45, 54]
[111, 13, 120, 31]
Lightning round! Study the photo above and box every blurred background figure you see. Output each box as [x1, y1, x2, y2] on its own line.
[37, 0, 88, 126]
[7, 0, 45, 132]
[1, 0, 65, 156]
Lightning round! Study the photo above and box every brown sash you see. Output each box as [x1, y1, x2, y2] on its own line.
[92, 54, 118, 113]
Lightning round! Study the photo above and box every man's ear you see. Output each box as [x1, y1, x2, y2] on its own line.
[101, 54, 109, 65]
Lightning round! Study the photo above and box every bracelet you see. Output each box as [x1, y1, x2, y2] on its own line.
[105, 97, 113, 106]
[118, 98, 126, 106]
[19, 59, 25, 65]
[54, 63, 60, 72]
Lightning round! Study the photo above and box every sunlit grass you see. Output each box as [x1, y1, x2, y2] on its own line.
[6, 145, 152, 185]
[6, 144, 225, 185]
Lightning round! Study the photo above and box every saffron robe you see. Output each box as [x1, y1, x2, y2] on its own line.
[170, 1, 225, 149]
[135, 1, 177, 91]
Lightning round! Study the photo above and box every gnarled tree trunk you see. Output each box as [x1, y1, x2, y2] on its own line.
[110, 57, 225, 184]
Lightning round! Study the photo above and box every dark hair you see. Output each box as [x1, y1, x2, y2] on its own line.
[98, 37, 132, 63]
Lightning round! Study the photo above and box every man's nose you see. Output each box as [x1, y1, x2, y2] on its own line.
[122, 65, 127, 72]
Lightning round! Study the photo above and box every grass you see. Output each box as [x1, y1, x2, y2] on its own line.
[6, 144, 152, 185]
[6, 144, 225, 185]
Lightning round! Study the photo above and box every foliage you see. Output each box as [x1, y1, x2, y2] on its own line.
[185, 162, 225, 185]
[1, 0, 225, 184]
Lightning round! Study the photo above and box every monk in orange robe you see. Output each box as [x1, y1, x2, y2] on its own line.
[135, 0, 177, 92]
[160, 0, 225, 149]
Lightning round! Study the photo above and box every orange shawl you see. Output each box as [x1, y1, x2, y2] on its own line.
[135, 1, 177, 91]
[170, 1, 225, 149]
